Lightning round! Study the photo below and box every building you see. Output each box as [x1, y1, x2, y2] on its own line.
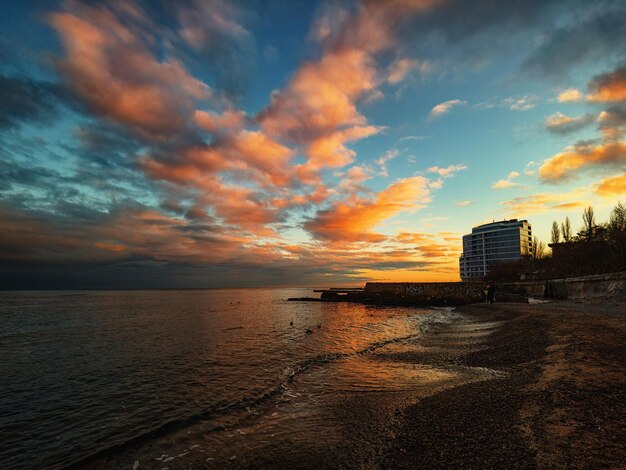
[460, 219, 532, 281]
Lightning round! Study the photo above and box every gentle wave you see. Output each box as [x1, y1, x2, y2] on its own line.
[0, 290, 456, 469]
[69, 307, 459, 467]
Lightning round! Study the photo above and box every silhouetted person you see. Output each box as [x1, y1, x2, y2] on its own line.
[487, 284, 496, 306]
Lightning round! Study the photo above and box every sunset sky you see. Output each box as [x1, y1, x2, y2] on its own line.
[1, 0, 625, 288]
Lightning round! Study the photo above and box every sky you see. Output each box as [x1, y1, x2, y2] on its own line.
[1, 0, 625, 289]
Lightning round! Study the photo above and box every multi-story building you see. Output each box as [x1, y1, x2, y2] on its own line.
[459, 219, 532, 281]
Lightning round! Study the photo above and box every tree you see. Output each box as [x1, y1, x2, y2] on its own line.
[608, 201, 626, 271]
[609, 201, 626, 233]
[532, 236, 546, 261]
[561, 216, 572, 242]
[551, 221, 560, 244]
[582, 206, 596, 239]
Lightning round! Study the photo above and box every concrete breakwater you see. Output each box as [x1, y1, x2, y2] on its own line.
[363, 281, 485, 305]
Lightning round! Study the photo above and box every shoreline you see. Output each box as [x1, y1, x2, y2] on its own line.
[82, 300, 626, 469]
[385, 300, 626, 469]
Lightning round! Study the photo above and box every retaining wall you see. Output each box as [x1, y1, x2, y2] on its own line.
[550, 271, 626, 300]
[363, 271, 626, 304]
[364, 281, 485, 305]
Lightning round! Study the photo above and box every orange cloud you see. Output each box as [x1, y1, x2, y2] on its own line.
[427, 164, 467, 177]
[395, 231, 460, 259]
[395, 232, 432, 244]
[501, 190, 589, 217]
[492, 180, 524, 189]
[194, 109, 246, 134]
[552, 201, 587, 210]
[387, 58, 420, 84]
[305, 125, 380, 172]
[305, 176, 431, 242]
[429, 99, 467, 119]
[268, 239, 460, 284]
[557, 88, 583, 102]
[91, 208, 257, 263]
[140, 150, 281, 232]
[1, 198, 463, 285]
[587, 65, 626, 103]
[38, 0, 459, 285]
[491, 170, 525, 189]
[229, 130, 293, 186]
[94, 242, 126, 252]
[539, 141, 626, 182]
[258, 47, 379, 155]
[258, 0, 439, 180]
[50, 2, 210, 138]
[595, 173, 626, 198]
[140, 146, 227, 183]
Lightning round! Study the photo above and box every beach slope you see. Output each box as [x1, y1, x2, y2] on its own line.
[384, 300, 626, 469]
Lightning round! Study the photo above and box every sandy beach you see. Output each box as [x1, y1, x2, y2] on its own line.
[384, 300, 626, 469]
[85, 300, 626, 469]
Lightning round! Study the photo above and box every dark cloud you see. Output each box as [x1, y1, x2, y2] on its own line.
[0, 202, 355, 289]
[388, 0, 623, 80]
[600, 103, 626, 126]
[588, 63, 626, 100]
[184, 205, 211, 221]
[56, 123, 165, 207]
[545, 113, 596, 135]
[597, 102, 626, 140]
[169, 0, 258, 100]
[0, 75, 65, 128]
[0, 141, 155, 225]
[0, 158, 60, 189]
[0, 40, 13, 64]
[404, 0, 552, 43]
[73, 124, 142, 169]
[522, 8, 626, 79]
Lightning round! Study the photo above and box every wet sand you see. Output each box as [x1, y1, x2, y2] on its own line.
[86, 300, 626, 469]
[383, 300, 626, 469]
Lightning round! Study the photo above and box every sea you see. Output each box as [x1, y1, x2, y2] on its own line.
[0, 289, 461, 468]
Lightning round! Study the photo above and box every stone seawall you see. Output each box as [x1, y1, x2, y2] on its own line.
[363, 271, 626, 305]
[546, 272, 626, 299]
[364, 282, 485, 305]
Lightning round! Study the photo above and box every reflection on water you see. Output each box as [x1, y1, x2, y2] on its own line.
[0, 290, 465, 469]
[321, 356, 457, 392]
[145, 335, 500, 469]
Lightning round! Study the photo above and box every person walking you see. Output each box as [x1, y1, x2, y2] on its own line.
[487, 284, 496, 306]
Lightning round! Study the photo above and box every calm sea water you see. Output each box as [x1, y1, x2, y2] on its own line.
[0, 289, 457, 468]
